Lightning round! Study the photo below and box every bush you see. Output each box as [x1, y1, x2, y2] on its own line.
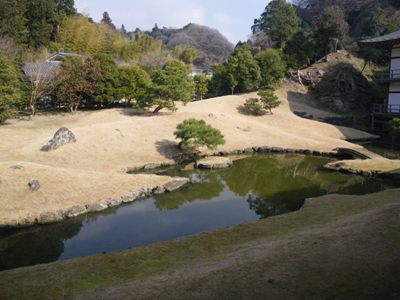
[174, 119, 225, 151]
[243, 98, 265, 115]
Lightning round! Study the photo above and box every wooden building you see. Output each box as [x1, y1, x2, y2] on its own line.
[359, 30, 400, 129]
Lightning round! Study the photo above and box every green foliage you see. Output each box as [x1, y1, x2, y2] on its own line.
[390, 118, 400, 134]
[252, 0, 300, 48]
[228, 43, 261, 93]
[101, 11, 116, 30]
[118, 65, 152, 110]
[151, 60, 195, 112]
[256, 49, 286, 88]
[243, 98, 265, 115]
[55, 57, 104, 112]
[208, 64, 231, 96]
[173, 46, 199, 64]
[0, 0, 27, 45]
[258, 89, 281, 114]
[92, 53, 121, 105]
[174, 119, 225, 151]
[313, 6, 349, 55]
[193, 74, 209, 100]
[0, 54, 22, 123]
[283, 31, 315, 69]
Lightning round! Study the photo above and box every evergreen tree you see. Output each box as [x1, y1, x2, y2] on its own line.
[101, 11, 116, 30]
[193, 74, 209, 100]
[25, 0, 57, 48]
[0, 54, 22, 123]
[252, 0, 300, 48]
[227, 43, 261, 93]
[0, 0, 27, 45]
[151, 60, 195, 113]
[118, 65, 152, 109]
[256, 49, 286, 87]
[258, 89, 281, 114]
[283, 30, 315, 69]
[175, 119, 225, 151]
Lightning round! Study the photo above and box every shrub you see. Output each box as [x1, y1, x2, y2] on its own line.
[243, 98, 265, 115]
[174, 119, 225, 151]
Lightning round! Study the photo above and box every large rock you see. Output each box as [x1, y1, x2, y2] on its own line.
[41, 127, 76, 151]
[196, 157, 233, 169]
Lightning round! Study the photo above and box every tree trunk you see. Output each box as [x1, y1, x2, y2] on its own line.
[153, 105, 163, 114]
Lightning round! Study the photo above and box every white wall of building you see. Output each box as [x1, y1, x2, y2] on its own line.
[388, 93, 400, 112]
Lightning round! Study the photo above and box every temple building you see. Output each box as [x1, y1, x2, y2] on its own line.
[359, 30, 400, 128]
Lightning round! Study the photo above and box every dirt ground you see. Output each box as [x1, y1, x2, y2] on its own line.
[0, 82, 396, 225]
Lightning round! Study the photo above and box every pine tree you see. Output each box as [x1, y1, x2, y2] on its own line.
[101, 11, 116, 30]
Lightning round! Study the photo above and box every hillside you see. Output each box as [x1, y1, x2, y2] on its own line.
[147, 23, 234, 67]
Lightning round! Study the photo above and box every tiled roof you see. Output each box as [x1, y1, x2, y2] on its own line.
[358, 30, 400, 49]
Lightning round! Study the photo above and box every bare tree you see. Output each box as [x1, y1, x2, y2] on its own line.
[0, 36, 19, 59]
[23, 62, 59, 116]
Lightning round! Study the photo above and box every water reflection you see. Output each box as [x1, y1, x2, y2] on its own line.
[0, 154, 397, 271]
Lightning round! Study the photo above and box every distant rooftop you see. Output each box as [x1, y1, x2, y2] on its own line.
[358, 30, 400, 49]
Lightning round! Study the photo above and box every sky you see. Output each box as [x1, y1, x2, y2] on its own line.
[74, 0, 269, 44]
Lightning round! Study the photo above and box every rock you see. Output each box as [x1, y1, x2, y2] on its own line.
[38, 210, 64, 224]
[243, 147, 254, 154]
[153, 186, 166, 194]
[66, 205, 87, 218]
[163, 177, 189, 192]
[86, 202, 108, 212]
[107, 197, 124, 208]
[28, 180, 40, 192]
[196, 157, 233, 169]
[10, 165, 24, 170]
[143, 163, 162, 170]
[41, 127, 76, 152]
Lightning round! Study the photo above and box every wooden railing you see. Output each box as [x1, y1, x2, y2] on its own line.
[373, 69, 400, 81]
[373, 103, 400, 114]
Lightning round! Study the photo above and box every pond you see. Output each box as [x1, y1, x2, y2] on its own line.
[0, 154, 398, 271]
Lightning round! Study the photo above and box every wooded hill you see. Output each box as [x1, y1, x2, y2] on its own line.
[146, 23, 234, 67]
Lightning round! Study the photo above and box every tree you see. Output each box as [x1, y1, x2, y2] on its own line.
[227, 43, 261, 93]
[93, 53, 121, 106]
[258, 89, 281, 114]
[256, 49, 286, 88]
[151, 60, 195, 113]
[283, 30, 315, 69]
[174, 119, 225, 152]
[179, 47, 199, 65]
[0, 54, 22, 123]
[208, 64, 230, 96]
[0, 0, 27, 45]
[23, 62, 59, 116]
[118, 65, 153, 110]
[193, 74, 209, 100]
[252, 0, 300, 48]
[25, 0, 57, 48]
[313, 5, 349, 55]
[101, 11, 116, 30]
[56, 57, 104, 113]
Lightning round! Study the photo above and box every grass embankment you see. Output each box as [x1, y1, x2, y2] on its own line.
[1, 189, 400, 299]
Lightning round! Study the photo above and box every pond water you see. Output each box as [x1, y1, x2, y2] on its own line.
[0, 154, 398, 271]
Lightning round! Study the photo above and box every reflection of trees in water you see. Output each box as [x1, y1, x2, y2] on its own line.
[0, 219, 82, 270]
[154, 171, 224, 210]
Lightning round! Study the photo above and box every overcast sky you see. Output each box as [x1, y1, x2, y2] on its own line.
[75, 0, 269, 44]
